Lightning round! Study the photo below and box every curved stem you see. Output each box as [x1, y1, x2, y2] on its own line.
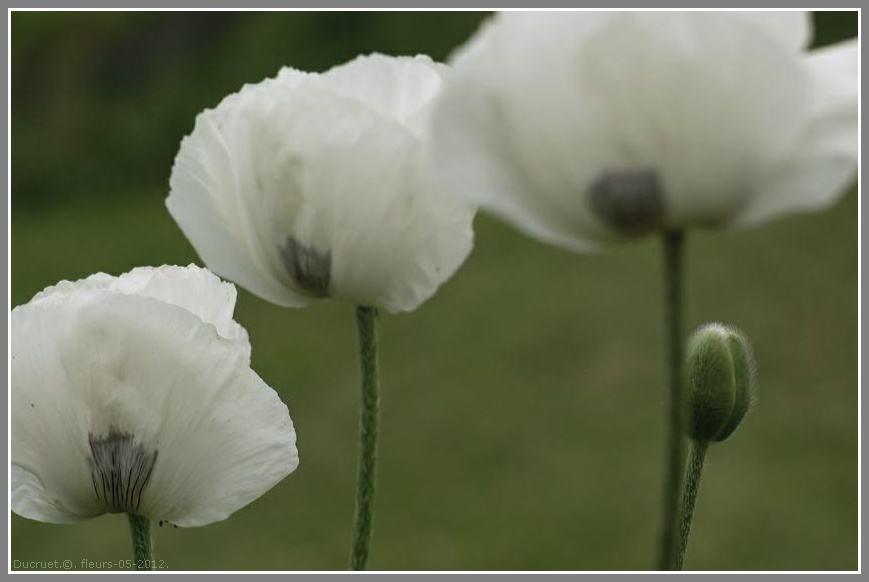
[674, 440, 710, 570]
[126, 514, 153, 571]
[657, 230, 686, 570]
[350, 305, 381, 570]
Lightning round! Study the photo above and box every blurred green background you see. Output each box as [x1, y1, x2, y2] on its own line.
[11, 11, 857, 571]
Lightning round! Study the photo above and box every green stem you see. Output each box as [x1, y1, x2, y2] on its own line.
[126, 514, 153, 571]
[350, 305, 381, 571]
[657, 230, 686, 570]
[674, 440, 710, 571]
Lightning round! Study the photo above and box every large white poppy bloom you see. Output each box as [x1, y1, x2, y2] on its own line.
[431, 11, 858, 252]
[11, 265, 299, 527]
[167, 54, 475, 313]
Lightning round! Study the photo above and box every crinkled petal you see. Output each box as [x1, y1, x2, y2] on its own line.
[167, 108, 310, 309]
[250, 85, 474, 313]
[30, 265, 250, 359]
[320, 53, 448, 136]
[170, 60, 474, 313]
[12, 282, 298, 527]
[12, 297, 101, 523]
[66, 294, 297, 526]
[112, 265, 251, 359]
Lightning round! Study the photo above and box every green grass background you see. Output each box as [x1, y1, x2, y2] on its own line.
[10, 11, 858, 571]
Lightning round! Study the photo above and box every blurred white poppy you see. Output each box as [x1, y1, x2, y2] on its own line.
[11, 265, 299, 527]
[431, 11, 857, 252]
[167, 54, 475, 313]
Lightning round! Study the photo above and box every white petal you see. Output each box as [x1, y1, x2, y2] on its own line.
[30, 272, 115, 302]
[320, 53, 448, 136]
[167, 106, 311, 309]
[273, 66, 313, 90]
[733, 11, 811, 51]
[808, 39, 861, 108]
[256, 86, 474, 313]
[115, 265, 251, 359]
[30, 265, 251, 359]
[12, 298, 102, 523]
[12, 283, 298, 527]
[433, 13, 606, 252]
[70, 294, 298, 526]
[736, 39, 858, 226]
[12, 466, 93, 524]
[433, 12, 811, 249]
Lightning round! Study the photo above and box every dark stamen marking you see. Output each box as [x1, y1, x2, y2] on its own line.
[589, 170, 665, 236]
[280, 237, 332, 297]
[88, 429, 158, 515]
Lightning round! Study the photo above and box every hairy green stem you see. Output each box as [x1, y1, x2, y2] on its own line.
[350, 305, 381, 571]
[657, 230, 686, 570]
[674, 440, 710, 570]
[126, 514, 153, 571]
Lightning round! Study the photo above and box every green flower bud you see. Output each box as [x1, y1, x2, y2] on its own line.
[683, 323, 756, 442]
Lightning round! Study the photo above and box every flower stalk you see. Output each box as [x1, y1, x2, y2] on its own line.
[676, 322, 757, 569]
[674, 440, 709, 570]
[350, 305, 381, 570]
[127, 514, 154, 571]
[657, 230, 686, 570]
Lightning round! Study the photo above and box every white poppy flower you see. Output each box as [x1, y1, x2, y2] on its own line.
[11, 265, 299, 527]
[167, 53, 475, 313]
[431, 11, 858, 252]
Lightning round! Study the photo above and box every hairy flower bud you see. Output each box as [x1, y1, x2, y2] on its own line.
[683, 323, 756, 442]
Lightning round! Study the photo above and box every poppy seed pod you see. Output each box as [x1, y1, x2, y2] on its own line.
[683, 323, 756, 442]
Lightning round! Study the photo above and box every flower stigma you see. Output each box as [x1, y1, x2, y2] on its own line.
[88, 429, 158, 515]
[280, 236, 333, 297]
[589, 170, 666, 236]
